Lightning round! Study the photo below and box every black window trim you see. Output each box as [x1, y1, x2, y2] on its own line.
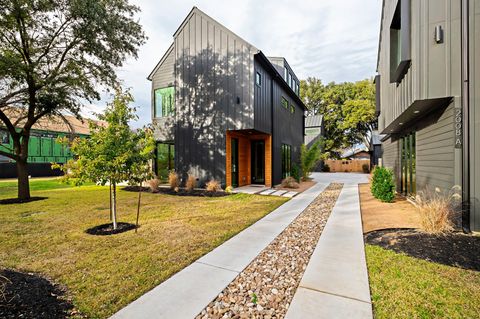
[389, 0, 411, 84]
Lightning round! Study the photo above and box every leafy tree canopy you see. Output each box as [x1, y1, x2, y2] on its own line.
[300, 77, 376, 158]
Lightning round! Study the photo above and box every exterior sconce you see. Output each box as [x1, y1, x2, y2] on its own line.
[435, 25, 444, 44]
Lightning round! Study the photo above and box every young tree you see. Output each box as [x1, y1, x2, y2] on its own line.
[300, 78, 376, 158]
[0, 0, 146, 200]
[56, 89, 154, 230]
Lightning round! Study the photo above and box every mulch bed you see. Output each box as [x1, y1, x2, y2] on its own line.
[0, 269, 80, 319]
[85, 222, 137, 236]
[196, 183, 343, 319]
[0, 197, 48, 205]
[365, 229, 480, 271]
[123, 186, 230, 197]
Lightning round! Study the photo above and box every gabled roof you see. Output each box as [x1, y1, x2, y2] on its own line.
[305, 115, 323, 128]
[147, 43, 174, 81]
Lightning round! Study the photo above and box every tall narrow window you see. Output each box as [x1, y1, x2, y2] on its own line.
[154, 86, 175, 118]
[389, 0, 411, 83]
[284, 67, 288, 82]
[400, 132, 416, 196]
[282, 144, 292, 179]
[156, 142, 175, 182]
[256, 72, 262, 86]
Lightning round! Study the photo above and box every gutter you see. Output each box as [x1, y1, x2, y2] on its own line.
[461, 0, 471, 233]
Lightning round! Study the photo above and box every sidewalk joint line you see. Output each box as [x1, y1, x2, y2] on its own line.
[299, 285, 372, 305]
[195, 261, 240, 274]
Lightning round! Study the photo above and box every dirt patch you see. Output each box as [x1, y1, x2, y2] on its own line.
[85, 222, 136, 236]
[365, 229, 480, 271]
[274, 180, 316, 193]
[0, 269, 78, 319]
[359, 183, 421, 233]
[123, 186, 230, 197]
[0, 197, 48, 205]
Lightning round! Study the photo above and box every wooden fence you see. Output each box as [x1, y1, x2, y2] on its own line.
[325, 159, 370, 173]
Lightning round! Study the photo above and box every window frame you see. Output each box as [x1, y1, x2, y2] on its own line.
[154, 86, 175, 118]
[281, 144, 292, 179]
[389, 0, 411, 83]
[155, 142, 175, 182]
[281, 96, 289, 110]
[0, 130, 9, 144]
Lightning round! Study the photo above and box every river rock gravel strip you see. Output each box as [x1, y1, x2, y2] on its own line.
[196, 183, 343, 319]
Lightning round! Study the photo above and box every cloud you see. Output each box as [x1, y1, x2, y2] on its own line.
[87, 0, 382, 127]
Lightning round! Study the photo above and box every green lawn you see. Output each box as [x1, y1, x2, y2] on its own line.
[0, 179, 288, 318]
[366, 244, 480, 319]
[0, 177, 94, 194]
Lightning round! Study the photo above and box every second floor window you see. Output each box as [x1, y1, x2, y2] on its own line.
[290, 103, 295, 114]
[281, 97, 289, 109]
[154, 86, 175, 118]
[256, 72, 262, 86]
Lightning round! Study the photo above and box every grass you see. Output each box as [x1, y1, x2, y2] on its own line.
[0, 177, 94, 194]
[0, 179, 288, 318]
[366, 244, 480, 319]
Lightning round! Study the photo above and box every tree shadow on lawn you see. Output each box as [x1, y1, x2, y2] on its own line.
[0, 269, 76, 319]
[0, 197, 48, 205]
[365, 229, 480, 271]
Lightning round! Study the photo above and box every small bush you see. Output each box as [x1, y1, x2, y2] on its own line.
[147, 178, 160, 193]
[416, 187, 461, 234]
[322, 163, 330, 172]
[291, 163, 301, 182]
[371, 167, 395, 202]
[225, 186, 234, 194]
[362, 163, 370, 173]
[281, 176, 300, 189]
[186, 174, 197, 192]
[168, 171, 180, 190]
[206, 179, 222, 192]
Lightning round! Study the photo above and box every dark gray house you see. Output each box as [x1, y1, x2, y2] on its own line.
[376, 0, 479, 232]
[148, 7, 306, 188]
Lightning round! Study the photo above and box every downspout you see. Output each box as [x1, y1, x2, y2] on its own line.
[461, 0, 471, 233]
[270, 73, 275, 187]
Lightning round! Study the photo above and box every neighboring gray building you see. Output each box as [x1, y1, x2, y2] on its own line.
[304, 115, 324, 171]
[376, 0, 480, 232]
[148, 7, 306, 188]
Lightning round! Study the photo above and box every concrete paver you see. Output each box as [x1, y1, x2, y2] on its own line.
[271, 190, 287, 196]
[282, 191, 298, 198]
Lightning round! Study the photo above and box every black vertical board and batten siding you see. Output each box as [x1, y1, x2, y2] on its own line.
[173, 10, 255, 183]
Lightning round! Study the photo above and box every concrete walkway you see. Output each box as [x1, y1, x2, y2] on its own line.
[285, 173, 372, 319]
[111, 179, 330, 319]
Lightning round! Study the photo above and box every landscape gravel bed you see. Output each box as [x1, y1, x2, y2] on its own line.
[196, 183, 343, 319]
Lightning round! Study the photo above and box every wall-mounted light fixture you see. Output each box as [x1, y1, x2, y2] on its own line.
[435, 25, 444, 44]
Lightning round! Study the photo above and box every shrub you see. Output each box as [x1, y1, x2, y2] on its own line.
[370, 167, 395, 202]
[147, 178, 160, 193]
[322, 163, 330, 172]
[300, 140, 322, 180]
[206, 179, 222, 192]
[291, 163, 301, 182]
[225, 186, 234, 194]
[416, 187, 461, 234]
[186, 174, 197, 192]
[362, 163, 370, 173]
[168, 171, 180, 190]
[281, 176, 300, 189]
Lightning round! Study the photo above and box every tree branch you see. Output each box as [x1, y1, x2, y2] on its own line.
[0, 149, 19, 161]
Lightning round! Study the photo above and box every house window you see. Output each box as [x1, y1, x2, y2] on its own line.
[281, 97, 289, 109]
[295, 82, 299, 95]
[156, 142, 175, 182]
[284, 68, 288, 82]
[288, 73, 292, 87]
[154, 86, 175, 118]
[256, 72, 262, 86]
[400, 132, 416, 196]
[290, 103, 295, 114]
[305, 127, 321, 136]
[282, 144, 292, 179]
[389, 0, 411, 83]
[0, 130, 9, 144]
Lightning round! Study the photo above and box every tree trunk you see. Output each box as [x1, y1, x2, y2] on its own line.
[135, 183, 142, 233]
[109, 183, 113, 221]
[112, 181, 118, 230]
[16, 159, 30, 200]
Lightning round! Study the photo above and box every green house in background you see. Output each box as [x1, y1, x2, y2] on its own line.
[0, 113, 100, 178]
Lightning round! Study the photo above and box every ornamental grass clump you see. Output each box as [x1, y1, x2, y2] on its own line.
[416, 187, 461, 234]
[370, 166, 395, 202]
[186, 174, 197, 192]
[148, 178, 160, 193]
[206, 179, 222, 193]
[168, 171, 180, 190]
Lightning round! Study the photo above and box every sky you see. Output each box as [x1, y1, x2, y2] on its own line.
[82, 0, 383, 127]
